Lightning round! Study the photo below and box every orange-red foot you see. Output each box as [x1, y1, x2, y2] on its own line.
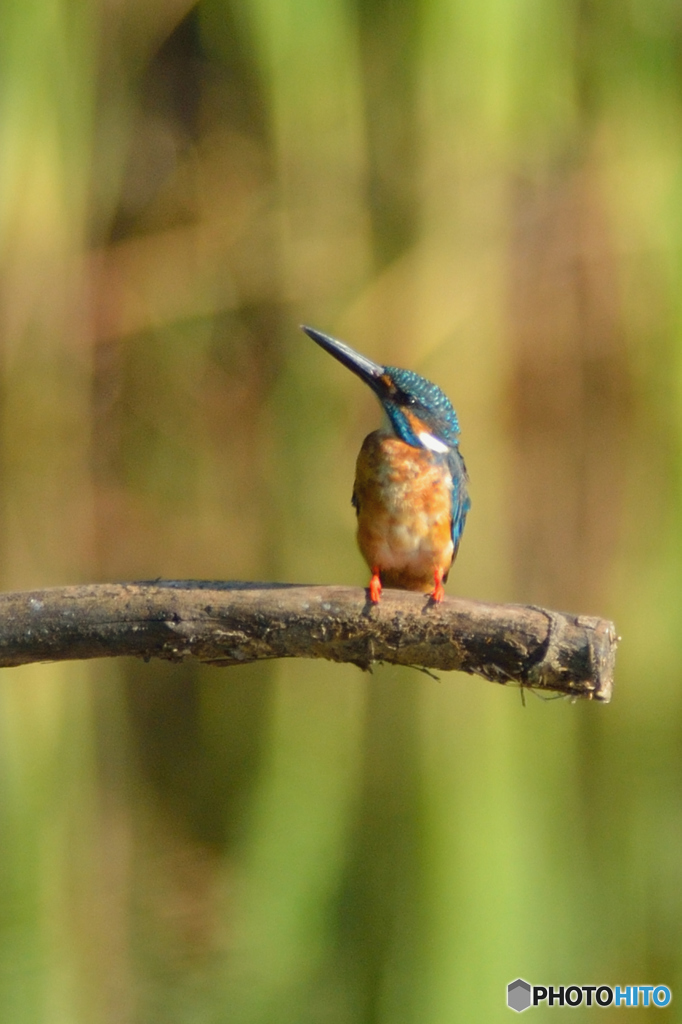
[369, 570, 382, 604]
[431, 568, 445, 603]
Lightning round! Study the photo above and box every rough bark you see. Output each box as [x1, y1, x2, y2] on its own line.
[0, 581, 617, 701]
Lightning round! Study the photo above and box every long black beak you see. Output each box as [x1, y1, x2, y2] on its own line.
[301, 326, 385, 391]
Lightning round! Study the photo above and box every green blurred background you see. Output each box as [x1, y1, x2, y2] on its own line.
[0, 0, 679, 1020]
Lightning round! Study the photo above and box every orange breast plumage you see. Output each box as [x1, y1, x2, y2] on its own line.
[352, 430, 455, 593]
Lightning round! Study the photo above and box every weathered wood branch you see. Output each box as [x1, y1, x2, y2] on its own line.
[0, 581, 617, 701]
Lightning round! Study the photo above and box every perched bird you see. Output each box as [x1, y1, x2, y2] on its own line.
[302, 326, 470, 603]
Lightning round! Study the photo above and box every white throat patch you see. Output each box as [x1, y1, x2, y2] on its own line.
[418, 430, 449, 454]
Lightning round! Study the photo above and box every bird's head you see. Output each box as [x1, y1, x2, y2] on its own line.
[302, 325, 461, 453]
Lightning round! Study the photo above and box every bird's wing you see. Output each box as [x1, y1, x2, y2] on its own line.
[448, 448, 470, 556]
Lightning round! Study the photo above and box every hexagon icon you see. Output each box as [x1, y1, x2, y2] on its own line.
[507, 979, 532, 1012]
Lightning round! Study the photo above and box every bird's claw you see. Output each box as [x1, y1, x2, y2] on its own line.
[431, 569, 445, 603]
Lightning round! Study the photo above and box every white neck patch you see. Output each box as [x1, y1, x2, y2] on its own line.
[418, 430, 449, 454]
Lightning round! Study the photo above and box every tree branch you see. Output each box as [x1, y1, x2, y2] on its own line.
[0, 581, 617, 701]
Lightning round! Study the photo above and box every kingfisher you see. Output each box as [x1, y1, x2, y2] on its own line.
[302, 326, 470, 603]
